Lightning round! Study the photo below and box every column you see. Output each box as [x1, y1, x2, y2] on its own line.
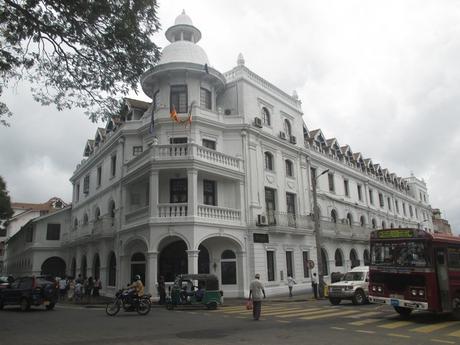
[187, 169, 198, 217]
[149, 171, 159, 217]
[146, 251, 158, 296]
[121, 185, 128, 226]
[237, 251, 248, 298]
[186, 250, 200, 275]
[239, 181, 246, 224]
[117, 254, 130, 288]
[99, 266, 108, 291]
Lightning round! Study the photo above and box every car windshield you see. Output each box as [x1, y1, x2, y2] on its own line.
[371, 241, 431, 267]
[342, 272, 365, 281]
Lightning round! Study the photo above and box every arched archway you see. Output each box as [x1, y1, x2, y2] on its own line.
[321, 248, 329, 275]
[93, 253, 100, 279]
[221, 250, 236, 285]
[131, 252, 146, 284]
[198, 244, 210, 274]
[350, 249, 359, 268]
[41, 256, 66, 278]
[159, 239, 188, 282]
[363, 249, 370, 266]
[334, 249, 343, 267]
[81, 255, 87, 278]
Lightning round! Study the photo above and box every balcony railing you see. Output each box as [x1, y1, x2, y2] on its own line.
[320, 218, 370, 241]
[127, 143, 243, 173]
[197, 205, 241, 222]
[266, 212, 314, 231]
[158, 203, 188, 218]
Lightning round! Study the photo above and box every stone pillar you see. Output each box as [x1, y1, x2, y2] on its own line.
[149, 171, 159, 218]
[118, 254, 130, 288]
[99, 266, 108, 290]
[237, 251, 247, 298]
[186, 250, 200, 275]
[187, 169, 198, 217]
[146, 251, 158, 296]
[239, 181, 246, 224]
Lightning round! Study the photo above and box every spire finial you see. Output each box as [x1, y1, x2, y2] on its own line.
[292, 90, 299, 100]
[182, 9, 186, 15]
[237, 53, 245, 66]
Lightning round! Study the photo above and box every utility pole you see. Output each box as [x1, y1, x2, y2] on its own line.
[312, 168, 329, 298]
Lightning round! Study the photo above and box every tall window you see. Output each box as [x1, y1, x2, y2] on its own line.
[202, 139, 216, 150]
[265, 187, 276, 225]
[286, 251, 294, 277]
[357, 184, 362, 201]
[267, 251, 275, 281]
[200, 88, 212, 110]
[108, 252, 116, 286]
[203, 180, 216, 206]
[387, 197, 391, 211]
[395, 200, 400, 213]
[302, 251, 310, 278]
[403, 202, 407, 216]
[344, 179, 349, 197]
[286, 193, 296, 227]
[284, 119, 292, 137]
[264, 152, 274, 171]
[97, 166, 102, 187]
[75, 183, 80, 202]
[369, 189, 374, 205]
[46, 224, 61, 240]
[379, 193, 384, 207]
[409, 205, 414, 217]
[111, 155, 117, 177]
[261, 107, 270, 126]
[170, 85, 188, 113]
[221, 250, 237, 285]
[83, 175, 90, 194]
[346, 213, 353, 227]
[335, 249, 343, 267]
[328, 173, 334, 192]
[170, 179, 187, 203]
[285, 160, 293, 177]
[331, 209, 337, 223]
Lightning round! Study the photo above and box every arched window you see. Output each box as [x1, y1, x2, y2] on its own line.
[83, 213, 89, 225]
[221, 250, 237, 285]
[360, 216, 366, 227]
[346, 213, 353, 227]
[284, 119, 292, 138]
[94, 207, 101, 221]
[363, 249, 370, 266]
[261, 107, 270, 126]
[285, 160, 293, 177]
[108, 252, 116, 286]
[331, 210, 338, 223]
[335, 249, 343, 267]
[321, 248, 329, 275]
[381, 221, 386, 229]
[264, 152, 274, 171]
[350, 249, 359, 268]
[372, 218, 377, 229]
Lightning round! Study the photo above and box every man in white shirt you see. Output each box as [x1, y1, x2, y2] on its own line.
[287, 276, 297, 297]
[311, 273, 318, 299]
[249, 273, 266, 320]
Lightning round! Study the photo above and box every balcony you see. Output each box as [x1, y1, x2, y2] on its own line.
[92, 217, 116, 238]
[320, 219, 370, 241]
[266, 212, 315, 234]
[158, 203, 188, 218]
[127, 143, 243, 174]
[197, 205, 241, 225]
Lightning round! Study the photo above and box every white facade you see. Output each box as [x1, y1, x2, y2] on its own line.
[4, 11, 433, 298]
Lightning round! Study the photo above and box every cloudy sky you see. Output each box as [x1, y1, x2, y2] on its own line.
[1, 0, 459, 233]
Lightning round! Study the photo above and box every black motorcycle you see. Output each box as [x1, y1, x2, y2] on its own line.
[105, 288, 151, 316]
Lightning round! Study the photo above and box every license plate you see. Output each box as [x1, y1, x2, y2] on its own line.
[390, 299, 399, 306]
[44, 300, 50, 306]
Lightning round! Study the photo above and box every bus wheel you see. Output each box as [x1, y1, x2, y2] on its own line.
[394, 306, 412, 318]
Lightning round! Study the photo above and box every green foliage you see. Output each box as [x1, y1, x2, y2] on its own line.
[0, 0, 161, 125]
[0, 176, 13, 231]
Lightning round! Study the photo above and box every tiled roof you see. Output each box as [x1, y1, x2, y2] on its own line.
[12, 197, 67, 212]
[125, 98, 150, 110]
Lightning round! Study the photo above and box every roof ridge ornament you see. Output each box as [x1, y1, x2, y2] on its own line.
[237, 53, 245, 66]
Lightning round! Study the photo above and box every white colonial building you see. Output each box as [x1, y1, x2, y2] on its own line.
[5, 11, 433, 298]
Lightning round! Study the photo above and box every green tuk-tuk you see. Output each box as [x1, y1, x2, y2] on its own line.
[165, 274, 222, 310]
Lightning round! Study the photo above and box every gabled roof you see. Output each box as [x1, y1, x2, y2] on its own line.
[83, 139, 95, 157]
[310, 129, 326, 144]
[11, 197, 67, 214]
[353, 152, 363, 161]
[125, 98, 150, 111]
[341, 145, 353, 156]
[95, 127, 106, 144]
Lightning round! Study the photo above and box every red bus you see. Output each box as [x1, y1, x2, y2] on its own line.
[369, 228, 460, 318]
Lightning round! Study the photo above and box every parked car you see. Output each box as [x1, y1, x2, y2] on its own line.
[0, 276, 58, 311]
[328, 266, 369, 305]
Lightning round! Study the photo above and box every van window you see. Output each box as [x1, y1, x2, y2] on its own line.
[342, 271, 365, 281]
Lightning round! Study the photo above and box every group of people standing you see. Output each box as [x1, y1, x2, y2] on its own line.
[57, 275, 102, 303]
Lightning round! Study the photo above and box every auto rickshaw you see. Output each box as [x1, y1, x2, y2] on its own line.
[165, 274, 222, 310]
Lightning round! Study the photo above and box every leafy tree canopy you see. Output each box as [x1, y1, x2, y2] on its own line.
[0, 0, 161, 126]
[0, 176, 13, 232]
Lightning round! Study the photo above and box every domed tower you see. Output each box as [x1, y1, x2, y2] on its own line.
[141, 11, 226, 120]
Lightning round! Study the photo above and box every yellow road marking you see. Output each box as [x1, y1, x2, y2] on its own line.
[355, 330, 376, 334]
[222, 306, 290, 314]
[345, 311, 381, 319]
[388, 333, 411, 338]
[379, 321, 413, 329]
[278, 308, 347, 318]
[411, 322, 460, 333]
[430, 339, 456, 344]
[262, 308, 320, 316]
[349, 318, 382, 326]
[300, 310, 359, 320]
[447, 329, 460, 337]
[278, 320, 291, 323]
[331, 327, 346, 330]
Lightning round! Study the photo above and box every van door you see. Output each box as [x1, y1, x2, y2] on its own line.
[435, 248, 451, 312]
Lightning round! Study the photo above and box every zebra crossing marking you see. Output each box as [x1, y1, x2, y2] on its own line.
[345, 311, 381, 319]
[277, 308, 345, 318]
[447, 328, 460, 337]
[388, 333, 411, 338]
[349, 318, 382, 326]
[379, 321, 413, 329]
[355, 330, 376, 334]
[262, 308, 320, 316]
[411, 322, 460, 334]
[300, 310, 359, 320]
[331, 327, 346, 331]
[430, 339, 456, 344]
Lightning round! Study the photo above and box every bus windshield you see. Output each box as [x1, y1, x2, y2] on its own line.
[371, 241, 431, 267]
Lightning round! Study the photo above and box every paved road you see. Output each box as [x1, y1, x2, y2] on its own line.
[1, 300, 459, 345]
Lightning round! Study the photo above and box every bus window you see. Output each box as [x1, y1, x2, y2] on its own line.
[437, 251, 445, 265]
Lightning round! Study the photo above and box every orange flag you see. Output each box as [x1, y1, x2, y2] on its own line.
[170, 105, 178, 123]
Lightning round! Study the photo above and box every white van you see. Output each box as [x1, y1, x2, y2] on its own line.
[328, 266, 369, 305]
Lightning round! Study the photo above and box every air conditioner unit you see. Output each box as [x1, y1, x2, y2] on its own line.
[290, 136, 297, 144]
[279, 131, 287, 140]
[254, 117, 263, 128]
[257, 214, 268, 226]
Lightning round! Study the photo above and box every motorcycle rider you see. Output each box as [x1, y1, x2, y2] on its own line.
[127, 275, 144, 307]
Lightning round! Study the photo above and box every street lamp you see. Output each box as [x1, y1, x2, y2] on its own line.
[312, 168, 329, 298]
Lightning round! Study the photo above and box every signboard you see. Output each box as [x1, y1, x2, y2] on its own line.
[253, 233, 269, 243]
[307, 260, 315, 269]
[377, 229, 414, 239]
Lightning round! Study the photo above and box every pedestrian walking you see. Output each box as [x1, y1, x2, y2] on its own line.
[287, 276, 297, 297]
[311, 273, 318, 299]
[67, 278, 75, 301]
[86, 277, 94, 302]
[158, 275, 166, 305]
[74, 281, 82, 303]
[58, 277, 68, 300]
[93, 277, 102, 297]
[248, 273, 266, 321]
